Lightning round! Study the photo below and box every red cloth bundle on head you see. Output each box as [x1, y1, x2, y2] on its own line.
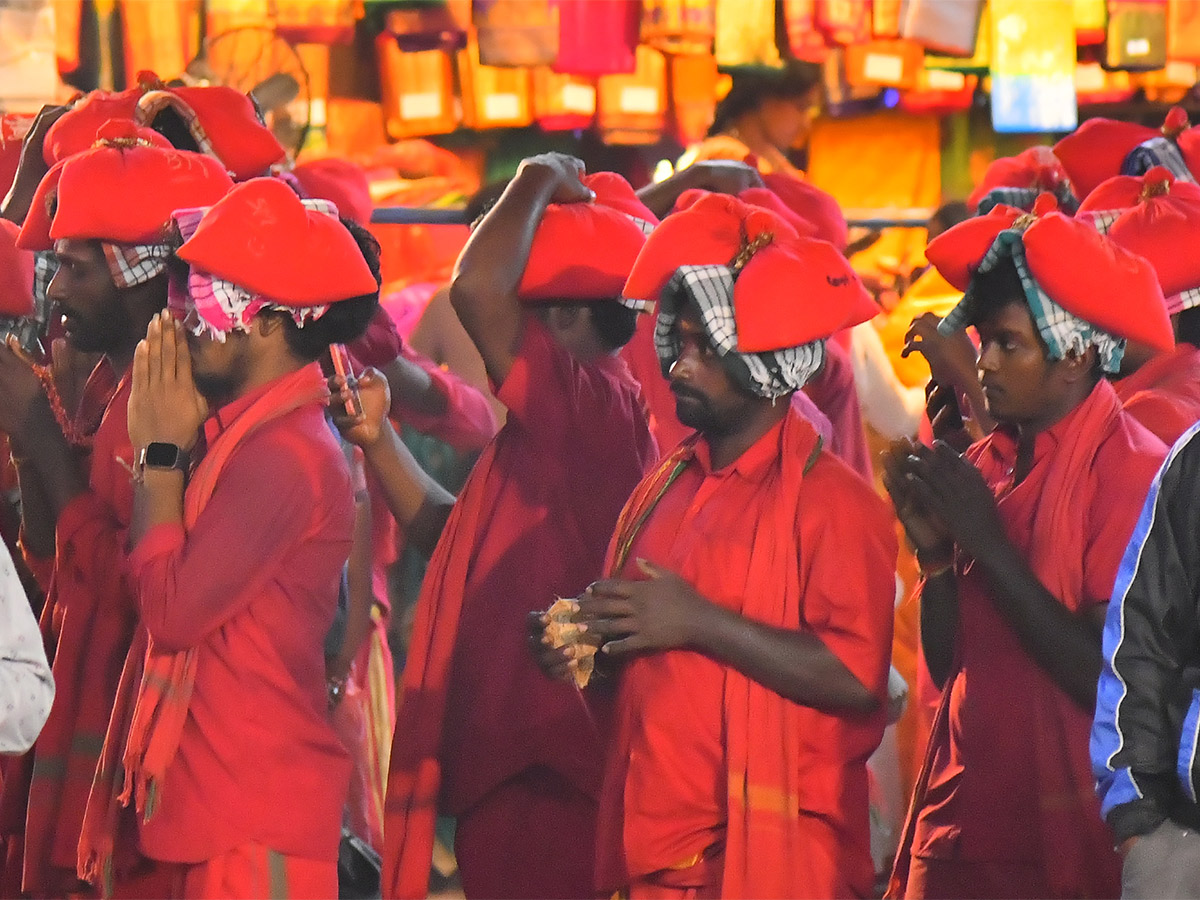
[1100, 168, 1200, 312]
[293, 158, 373, 226]
[517, 170, 655, 305]
[1053, 118, 1158, 200]
[761, 171, 849, 251]
[625, 192, 876, 349]
[967, 145, 1077, 212]
[727, 186, 820, 238]
[176, 177, 377, 306]
[42, 85, 145, 166]
[929, 198, 1173, 355]
[135, 85, 287, 181]
[17, 119, 232, 251]
[0, 218, 34, 317]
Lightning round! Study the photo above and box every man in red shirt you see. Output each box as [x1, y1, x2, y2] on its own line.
[536, 192, 897, 898]
[884, 208, 1171, 899]
[77, 177, 380, 899]
[382, 154, 658, 900]
[0, 120, 231, 899]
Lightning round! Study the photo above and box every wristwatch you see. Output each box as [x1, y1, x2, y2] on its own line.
[137, 441, 189, 474]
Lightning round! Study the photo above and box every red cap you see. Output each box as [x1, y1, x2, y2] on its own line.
[136, 86, 286, 181]
[293, 157, 373, 226]
[761, 171, 848, 251]
[0, 219, 33, 317]
[1053, 118, 1157, 200]
[18, 120, 230, 251]
[1023, 212, 1173, 353]
[926, 203, 1026, 291]
[518, 171, 651, 304]
[967, 146, 1074, 212]
[1077, 166, 1200, 215]
[176, 177, 378, 306]
[42, 86, 144, 166]
[735, 186, 820, 238]
[1102, 171, 1200, 310]
[624, 192, 876, 350]
[584, 170, 659, 230]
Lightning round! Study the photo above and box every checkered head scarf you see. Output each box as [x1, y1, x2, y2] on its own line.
[938, 216, 1126, 373]
[168, 199, 338, 342]
[653, 236, 826, 400]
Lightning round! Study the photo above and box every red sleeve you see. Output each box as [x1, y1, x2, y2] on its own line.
[493, 319, 629, 449]
[348, 307, 404, 370]
[37, 490, 133, 608]
[796, 456, 898, 696]
[128, 426, 352, 652]
[392, 343, 498, 453]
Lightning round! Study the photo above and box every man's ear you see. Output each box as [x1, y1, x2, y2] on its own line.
[253, 311, 286, 338]
[546, 305, 582, 333]
[1060, 345, 1098, 383]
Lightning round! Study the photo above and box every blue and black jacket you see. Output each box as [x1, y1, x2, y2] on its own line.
[1092, 421, 1200, 843]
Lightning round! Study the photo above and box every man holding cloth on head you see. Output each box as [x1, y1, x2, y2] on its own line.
[535, 192, 897, 898]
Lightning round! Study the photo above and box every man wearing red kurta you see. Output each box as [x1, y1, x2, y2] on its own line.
[536, 193, 896, 898]
[0, 121, 231, 899]
[884, 208, 1171, 898]
[79, 178, 382, 898]
[383, 155, 657, 900]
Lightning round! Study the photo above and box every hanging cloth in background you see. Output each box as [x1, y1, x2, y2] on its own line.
[845, 39, 924, 90]
[639, 0, 713, 54]
[714, 0, 781, 67]
[120, 0, 199, 84]
[1074, 0, 1108, 45]
[989, 0, 1077, 133]
[1167, 0, 1200, 61]
[924, 1, 990, 71]
[1104, 0, 1167, 71]
[458, 32, 533, 129]
[669, 52, 718, 144]
[782, 0, 830, 61]
[473, 0, 557, 67]
[0, 0, 59, 111]
[54, 0, 81, 73]
[555, 0, 638, 75]
[375, 37, 457, 140]
[596, 43, 666, 144]
[817, 0, 871, 45]
[272, 0, 359, 45]
[901, 0, 984, 56]
[381, 0, 469, 53]
[532, 68, 596, 131]
[873, 0, 903, 37]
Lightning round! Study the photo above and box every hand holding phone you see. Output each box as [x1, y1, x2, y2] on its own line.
[329, 343, 362, 419]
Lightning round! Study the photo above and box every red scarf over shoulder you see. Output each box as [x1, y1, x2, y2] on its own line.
[78, 364, 330, 895]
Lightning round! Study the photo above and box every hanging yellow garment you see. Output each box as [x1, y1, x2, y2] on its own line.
[713, 0, 781, 67]
[807, 111, 942, 280]
[669, 53, 719, 144]
[597, 44, 667, 145]
[120, 0, 200, 83]
[875, 267, 964, 389]
[376, 37, 458, 140]
[458, 33, 533, 129]
[54, 0, 82, 73]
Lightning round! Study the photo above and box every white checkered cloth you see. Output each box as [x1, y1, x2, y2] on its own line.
[939, 227, 1125, 373]
[101, 241, 171, 289]
[978, 183, 1079, 216]
[1077, 209, 1122, 235]
[31, 251, 55, 314]
[654, 264, 825, 399]
[1173, 286, 1200, 312]
[1122, 137, 1198, 184]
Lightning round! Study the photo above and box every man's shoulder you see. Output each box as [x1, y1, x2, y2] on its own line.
[221, 404, 349, 494]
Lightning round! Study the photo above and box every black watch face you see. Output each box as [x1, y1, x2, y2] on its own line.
[144, 442, 181, 468]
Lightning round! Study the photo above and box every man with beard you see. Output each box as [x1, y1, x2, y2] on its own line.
[0, 119, 230, 899]
[533, 193, 897, 898]
[78, 176, 378, 898]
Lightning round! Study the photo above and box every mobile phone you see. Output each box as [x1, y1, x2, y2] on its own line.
[329, 343, 362, 418]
